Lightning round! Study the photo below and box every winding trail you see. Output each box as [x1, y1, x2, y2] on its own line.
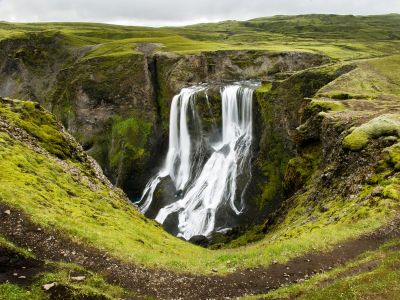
[1, 202, 399, 299]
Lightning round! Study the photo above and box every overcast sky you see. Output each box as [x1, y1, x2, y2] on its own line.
[0, 0, 399, 26]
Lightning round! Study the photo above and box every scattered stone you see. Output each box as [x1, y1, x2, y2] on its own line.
[4, 210, 10, 215]
[320, 205, 329, 212]
[43, 282, 57, 291]
[273, 260, 278, 264]
[371, 186, 383, 196]
[71, 276, 86, 281]
[13, 273, 18, 276]
[211, 268, 218, 273]
[18, 276, 26, 279]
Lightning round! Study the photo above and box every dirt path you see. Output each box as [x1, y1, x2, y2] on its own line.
[1, 202, 399, 299]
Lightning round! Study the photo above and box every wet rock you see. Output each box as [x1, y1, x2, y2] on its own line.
[371, 186, 383, 196]
[145, 176, 176, 219]
[189, 235, 210, 247]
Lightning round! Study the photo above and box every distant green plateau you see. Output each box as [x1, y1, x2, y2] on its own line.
[1, 14, 400, 59]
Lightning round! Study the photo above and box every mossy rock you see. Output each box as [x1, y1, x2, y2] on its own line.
[343, 114, 400, 151]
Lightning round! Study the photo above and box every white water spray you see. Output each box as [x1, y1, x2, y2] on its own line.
[138, 84, 255, 240]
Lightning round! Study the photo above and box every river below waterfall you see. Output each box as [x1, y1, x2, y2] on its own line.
[137, 82, 259, 240]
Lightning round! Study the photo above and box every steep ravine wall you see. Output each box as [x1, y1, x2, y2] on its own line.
[0, 32, 333, 222]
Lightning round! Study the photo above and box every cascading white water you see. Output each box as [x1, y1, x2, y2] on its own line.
[138, 83, 255, 240]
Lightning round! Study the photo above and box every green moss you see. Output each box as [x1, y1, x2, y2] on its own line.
[385, 142, 400, 170]
[0, 284, 40, 300]
[343, 114, 400, 151]
[255, 82, 272, 94]
[109, 115, 152, 168]
[284, 144, 322, 192]
[0, 98, 76, 160]
[343, 130, 370, 151]
[308, 99, 346, 112]
[383, 185, 400, 200]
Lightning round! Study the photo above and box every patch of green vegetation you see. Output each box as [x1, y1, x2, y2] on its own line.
[343, 114, 400, 151]
[255, 82, 272, 94]
[257, 159, 284, 209]
[0, 98, 76, 160]
[108, 115, 152, 168]
[283, 144, 322, 193]
[385, 142, 400, 170]
[0, 284, 40, 300]
[308, 99, 346, 112]
[318, 55, 400, 100]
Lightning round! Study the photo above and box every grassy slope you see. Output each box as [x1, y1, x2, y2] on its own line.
[0, 14, 399, 60]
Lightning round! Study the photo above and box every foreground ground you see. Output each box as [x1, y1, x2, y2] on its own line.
[1, 202, 399, 299]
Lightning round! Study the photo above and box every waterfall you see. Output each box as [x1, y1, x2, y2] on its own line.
[137, 83, 256, 240]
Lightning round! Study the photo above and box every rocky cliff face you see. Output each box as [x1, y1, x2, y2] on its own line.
[0, 32, 330, 205]
[153, 50, 330, 126]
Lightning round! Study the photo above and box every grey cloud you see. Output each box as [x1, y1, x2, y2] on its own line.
[0, 0, 399, 26]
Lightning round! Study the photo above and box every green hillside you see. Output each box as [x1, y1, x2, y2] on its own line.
[0, 14, 400, 59]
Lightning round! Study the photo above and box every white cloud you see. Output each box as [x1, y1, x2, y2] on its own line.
[0, 0, 398, 26]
